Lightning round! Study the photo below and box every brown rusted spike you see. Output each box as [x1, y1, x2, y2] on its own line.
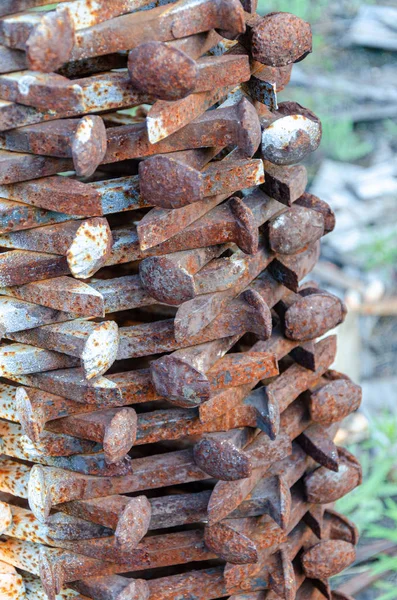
[173, 244, 273, 343]
[261, 101, 322, 166]
[324, 509, 359, 545]
[139, 186, 304, 302]
[268, 205, 325, 255]
[72, 576, 150, 600]
[15, 385, 115, 443]
[103, 96, 261, 165]
[1, 277, 105, 318]
[164, 249, 320, 411]
[0, 217, 112, 281]
[282, 292, 347, 342]
[269, 241, 321, 292]
[301, 540, 356, 579]
[296, 192, 336, 234]
[27, 449, 210, 521]
[305, 447, 362, 504]
[194, 428, 257, 480]
[140, 157, 263, 209]
[137, 167, 255, 250]
[297, 424, 339, 472]
[140, 244, 226, 304]
[268, 549, 296, 600]
[243, 336, 337, 438]
[151, 339, 277, 408]
[0, 115, 106, 177]
[7, 319, 119, 380]
[129, 43, 250, 101]
[45, 408, 138, 465]
[260, 162, 308, 207]
[204, 520, 259, 564]
[117, 289, 272, 361]
[26, 0, 245, 71]
[241, 12, 312, 67]
[12, 367, 124, 406]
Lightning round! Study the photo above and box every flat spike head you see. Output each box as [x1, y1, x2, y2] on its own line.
[325, 509, 359, 545]
[305, 447, 362, 504]
[0, 501, 12, 534]
[236, 97, 262, 157]
[139, 155, 203, 209]
[103, 407, 137, 464]
[193, 436, 252, 481]
[26, 9, 74, 72]
[229, 196, 258, 254]
[115, 496, 152, 552]
[39, 547, 64, 600]
[150, 356, 211, 407]
[309, 379, 362, 424]
[251, 12, 312, 66]
[303, 504, 324, 539]
[301, 540, 356, 579]
[297, 424, 340, 472]
[129, 42, 197, 101]
[284, 292, 347, 342]
[204, 522, 258, 564]
[139, 256, 196, 306]
[72, 115, 107, 177]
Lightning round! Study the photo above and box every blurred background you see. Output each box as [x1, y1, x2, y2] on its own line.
[256, 0, 397, 597]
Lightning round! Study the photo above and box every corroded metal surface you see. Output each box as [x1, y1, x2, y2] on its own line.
[0, 3, 360, 599]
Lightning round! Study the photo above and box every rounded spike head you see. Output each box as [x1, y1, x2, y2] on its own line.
[72, 115, 107, 177]
[115, 496, 152, 552]
[139, 155, 203, 209]
[103, 407, 137, 465]
[129, 42, 198, 101]
[193, 437, 252, 481]
[151, 356, 211, 407]
[204, 522, 258, 564]
[251, 12, 312, 66]
[26, 10, 75, 72]
[301, 539, 356, 579]
[67, 217, 113, 279]
[81, 320, 119, 380]
[139, 256, 196, 306]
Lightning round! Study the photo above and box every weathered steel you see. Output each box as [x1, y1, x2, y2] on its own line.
[150, 242, 319, 406]
[25, 0, 246, 71]
[261, 102, 322, 165]
[140, 157, 264, 209]
[129, 44, 250, 101]
[239, 12, 312, 66]
[0, 115, 107, 176]
[0, 343, 79, 378]
[7, 319, 119, 379]
[0, 277, 105, 318]
[0, 217, 112, 281]
[138, 190, 315, 301]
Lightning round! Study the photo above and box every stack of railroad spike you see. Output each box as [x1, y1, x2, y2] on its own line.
[0, 2, 362, 600]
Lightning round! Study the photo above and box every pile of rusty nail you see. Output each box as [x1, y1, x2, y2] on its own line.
[0, 1, 362, 600]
